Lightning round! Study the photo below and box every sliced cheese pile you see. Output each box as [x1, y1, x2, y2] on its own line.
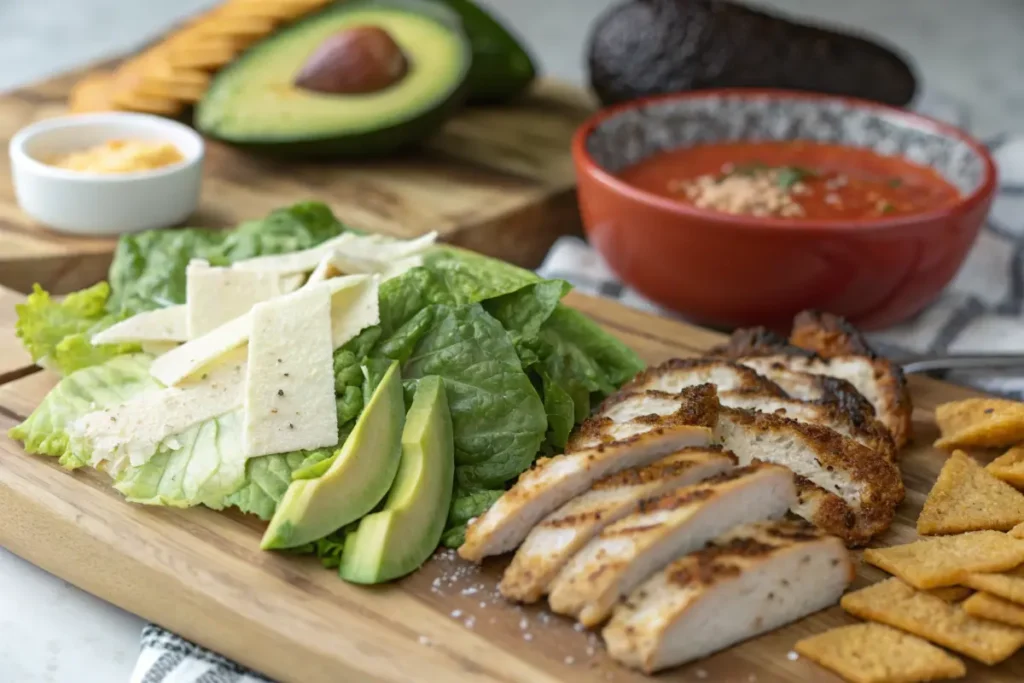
[80, 230, 435, 466]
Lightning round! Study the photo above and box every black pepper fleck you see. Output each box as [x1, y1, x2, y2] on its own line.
[288, 423, 295, 429]
[283, 373, 290, 377]
[278, 389, 285, 397]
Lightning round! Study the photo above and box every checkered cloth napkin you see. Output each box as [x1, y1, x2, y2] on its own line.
[132, 90, 1023, 682]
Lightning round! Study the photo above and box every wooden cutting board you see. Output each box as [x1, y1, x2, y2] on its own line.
[0, 64, 593, 295]
[0, 289, 1019, 683]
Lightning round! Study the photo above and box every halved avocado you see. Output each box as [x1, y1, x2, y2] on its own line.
[261, 360, 405, 550]
[196, 0, 472, 158]
[340, 375, 454, 583]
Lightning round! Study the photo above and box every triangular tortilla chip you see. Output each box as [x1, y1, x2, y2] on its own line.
[918, 451, 1024, 534]
[989, 446, 1024, 488]
[935, 398, 1024, 449]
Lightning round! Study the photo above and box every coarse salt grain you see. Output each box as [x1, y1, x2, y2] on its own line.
[564, 656, 575, 665]
[573, 622, 585, 632]
[464, 616, 476, 629]
[695, 670, 708, 679]
[585, 646, 595, 656]
[787, 651, 799, 661]
[479, 601, 487, 608]
[418, 636, 430, 646]
[519, 617, 529, 630]
[450, 609, 462, 618]
[523, 633, 533, 641]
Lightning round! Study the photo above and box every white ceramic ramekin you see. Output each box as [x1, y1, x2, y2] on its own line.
[9, 112, 204, 235]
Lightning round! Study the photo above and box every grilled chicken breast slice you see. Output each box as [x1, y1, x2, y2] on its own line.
[547, 463, 796, 627]
[719, 390, 896, 462]
[458, 385, 718, 563]
[603, 520, 854, 673]
[499, 447, 737, 603]
[615, 358, 787, 398]
[716, 407, 903, 545]
[790, 310, 912, 448]
[710, 318, 912, 448]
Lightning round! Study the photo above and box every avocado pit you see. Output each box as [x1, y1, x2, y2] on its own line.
[295, 25, 409, 95]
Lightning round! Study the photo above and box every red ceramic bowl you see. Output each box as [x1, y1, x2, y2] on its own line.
[572, 89, 997, 331]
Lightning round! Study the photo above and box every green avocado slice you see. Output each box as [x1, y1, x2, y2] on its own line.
[196, 0, 472, 158]
[340, 375, 454, 583]
[261, 360, 405, 550]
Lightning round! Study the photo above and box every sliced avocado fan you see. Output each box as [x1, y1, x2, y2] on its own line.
[341, 375, 455, 583]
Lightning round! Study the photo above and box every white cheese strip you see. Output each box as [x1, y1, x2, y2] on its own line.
[329, 274, 380, 348]
[91, 305, 188, 345]
[68, 353, 246, 472]
[243, 285, 338, 458]
[231, 231, 436, 276]
[151, 275, 374, 386]
[230, 234, 355, 275]
[150, 313, 251, 386]
[187, 261, 289, 338]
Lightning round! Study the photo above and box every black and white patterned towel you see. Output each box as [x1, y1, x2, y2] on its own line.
[132, 93, 1022, 683]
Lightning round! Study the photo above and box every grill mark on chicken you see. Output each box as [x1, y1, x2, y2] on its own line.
[569, 385, 719, 452]
[589, 446, 733, 491]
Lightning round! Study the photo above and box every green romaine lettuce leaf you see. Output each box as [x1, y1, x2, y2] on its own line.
[114, 409, 247, 508]
[223, 450, 334, 520]
[380, 303, 547, 490]
[15, 283, 141, 375]
[9, 354, 160, 468]
[108, 201, 345, 315]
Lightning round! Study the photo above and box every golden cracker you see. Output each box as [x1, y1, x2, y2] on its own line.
[841, 577, 1024, 665]
[166, 41, 241, 71]
[1012, 521, 1024, 539]
[988, 446, 1024, 488]
[863, 530, 1024, 589]
[927, 586, 973, 603]
[917, 451, 1024, 534]
[191, 15, 278, 39]
[963, 592, 1024, 628]
[795, 622, 966, 683]
[962, 566, 1024, 605]
[934, 398, 1024, 449]
[68, 71, 120, 113]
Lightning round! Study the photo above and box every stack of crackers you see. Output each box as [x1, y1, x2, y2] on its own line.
[68, 0, 332, 116]
[794, 397, 1024, 682]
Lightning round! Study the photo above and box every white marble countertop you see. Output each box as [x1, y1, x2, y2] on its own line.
[2, 1, 1023, 681]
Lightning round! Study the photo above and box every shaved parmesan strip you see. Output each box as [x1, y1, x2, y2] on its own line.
[243, 286, 338, 458]
[151, 276, 374, 386]
[187, 261, 293, 337]
[329, 275, 380, 348]
[231, 232, 436, 276]
[91, 305, 188, 345]
[68, 353, 246, 472]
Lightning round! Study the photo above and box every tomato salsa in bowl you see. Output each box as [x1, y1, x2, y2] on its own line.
[572, 89, 996, 330]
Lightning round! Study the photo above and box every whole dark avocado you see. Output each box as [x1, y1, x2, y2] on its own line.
[588, 0, 918, 107]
